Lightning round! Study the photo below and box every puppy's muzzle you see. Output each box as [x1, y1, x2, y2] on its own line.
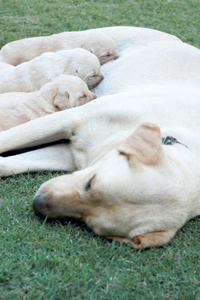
[90, 74, 104, 89]
[99, 74, 104, 82]
[114, 52, 119, 60]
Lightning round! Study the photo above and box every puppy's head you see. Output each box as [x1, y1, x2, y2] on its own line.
[51, 75, 97, 110]
[66, 48, 104, 90]
[82, 32, 119, 65]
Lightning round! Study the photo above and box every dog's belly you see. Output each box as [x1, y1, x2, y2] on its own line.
[94, 41, 200, 97]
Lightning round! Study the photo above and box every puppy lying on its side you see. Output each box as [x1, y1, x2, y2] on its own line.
[0, 48, 103, 93]
[0, 30, 119, 66]
[0, 74, 96, 131]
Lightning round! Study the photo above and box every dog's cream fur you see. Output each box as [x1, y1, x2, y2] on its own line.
[0, 75, 96, 131]
[0, 26, 200, 249]
[0, 30, 119, 66]
[0, 48, 103, 93]
[0, 62, 14, 70]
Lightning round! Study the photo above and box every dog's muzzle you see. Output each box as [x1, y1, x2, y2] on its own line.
[33, 194, 48, 218]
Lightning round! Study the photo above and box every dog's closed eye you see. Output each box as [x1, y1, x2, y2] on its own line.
[85, 174, 96, 191]
[80, 94, 86, 99]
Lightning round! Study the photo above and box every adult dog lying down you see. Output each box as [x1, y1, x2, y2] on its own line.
[0, 48, 103, 93]
[0, 26, 200, 249]
[0, 75, 96, 131]
[0, 30, 119, 66]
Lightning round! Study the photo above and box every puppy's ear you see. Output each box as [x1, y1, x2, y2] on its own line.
[118, 122, 163, 166]
[53, 91, 70, 110]
[106, 230, 175, 249]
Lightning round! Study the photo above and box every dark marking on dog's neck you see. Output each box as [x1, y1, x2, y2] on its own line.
[162, 136, 188, 149]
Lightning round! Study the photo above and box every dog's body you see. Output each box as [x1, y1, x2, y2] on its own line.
[0, 62, 14, 70]
[0, 30, 119, 66]
[0, 48, 103, 93]
[0, 75, 96, 131]
[0, 26, 200, 249]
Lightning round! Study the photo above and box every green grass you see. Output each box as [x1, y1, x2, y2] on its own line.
[0, 0, 200, 299]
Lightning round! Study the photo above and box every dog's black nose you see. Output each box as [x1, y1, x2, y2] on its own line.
[33, 194, 46, 218]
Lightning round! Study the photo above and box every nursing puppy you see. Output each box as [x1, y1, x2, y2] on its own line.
[0, 31, 119, 66]
[0, 75, 96, 131]
[0, 48, 103, 93]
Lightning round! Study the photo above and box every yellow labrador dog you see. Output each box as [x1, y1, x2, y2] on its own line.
[0, 30, 119, 66]
[0, 48, 103, 93]
[0, 75, 96, 131]
[0, 26, 199, 249]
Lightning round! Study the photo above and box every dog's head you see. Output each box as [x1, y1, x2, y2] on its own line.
[33, 123, 191, 249]
[82, 32, 119, 65]
[64, 48, 104, 90]
[48, 75, 97, 110]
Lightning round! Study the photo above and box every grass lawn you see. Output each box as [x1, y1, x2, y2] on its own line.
[0, 0, 200, 299]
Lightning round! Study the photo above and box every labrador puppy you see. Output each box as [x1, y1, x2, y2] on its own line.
[0, 30, 119, 66]
[0, 74, 96, 131]
[0, 48, 103, 93]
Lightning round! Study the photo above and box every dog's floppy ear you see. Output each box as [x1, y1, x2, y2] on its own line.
[118, 122, 163, 166]
[106, 230, 175, 249]
[53, 91, 70, 110]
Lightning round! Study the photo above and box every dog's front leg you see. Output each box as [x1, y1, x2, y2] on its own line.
[0, 109, 79, 154]
[0, 143, 76, 177]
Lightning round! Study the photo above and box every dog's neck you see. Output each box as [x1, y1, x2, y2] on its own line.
[163, 142, 200, 220]
[16, 87, 57, 121]
[162, 132, 200, 219]
[40, 85, 57, 104]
